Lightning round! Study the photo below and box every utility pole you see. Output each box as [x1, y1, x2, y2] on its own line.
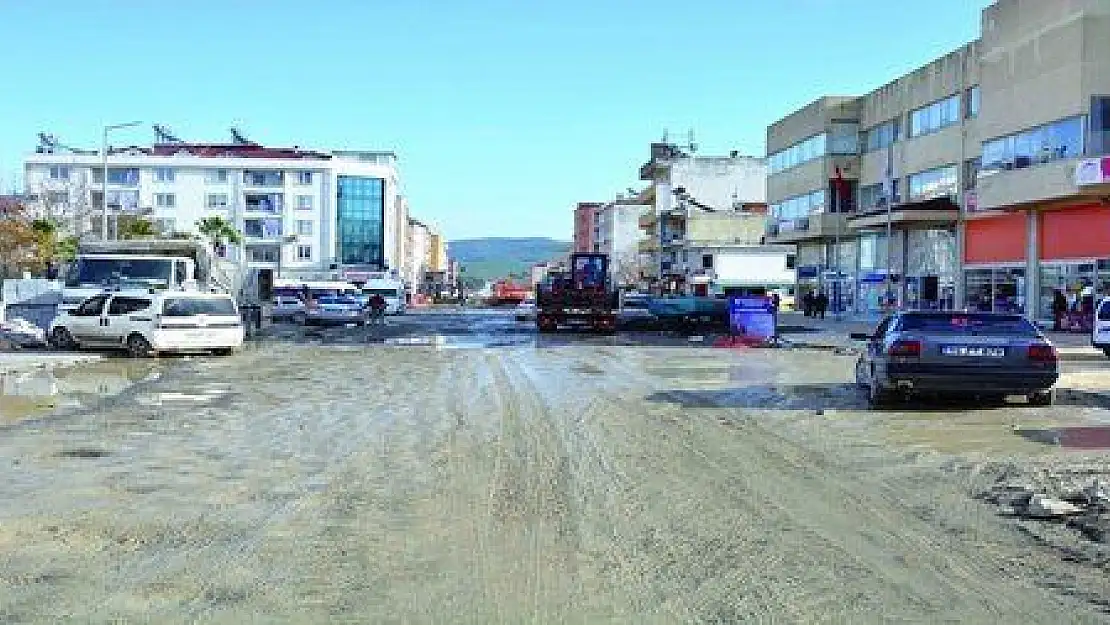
[884, 142, 895, 311]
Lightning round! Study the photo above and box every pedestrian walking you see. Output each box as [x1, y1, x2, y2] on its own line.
[816, 292, 828, 320]
[1052, 289, 1067, 332]
[369, 294, 387, 325]
[802, 291, 813, 317]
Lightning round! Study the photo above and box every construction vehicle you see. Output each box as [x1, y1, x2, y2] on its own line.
[535, 252, 618, 333]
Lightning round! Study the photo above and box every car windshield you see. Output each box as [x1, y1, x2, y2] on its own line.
[897, 313, 1039, 337]
[66, 258, 173, 288]
[316, 296, 358, 305]
[363, 289, 398, 297]
[162, 297, 237, 317]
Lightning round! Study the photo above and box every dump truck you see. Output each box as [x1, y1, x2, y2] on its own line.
[535, 252, 618, 333]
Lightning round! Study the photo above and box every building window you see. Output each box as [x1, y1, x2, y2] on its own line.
[205, 169, 229, 184]
[297, 245, 312, 261]
[701, 254, 713, 269]
[248, 247, 281, 263]
[205, 193, 229, 209]
[769, 189, 827, 221]
[336, 176, 385, 267]
[909, 95, 961, 138]
[296, 171, 313, 185]
[296, 195, 313, 210]
[94, 167, 139, 185]
[297, 220, 313, 236]
[48, 166, 70, 180]
[1089, 96, 1110, 156]
[963, 158, 981, 190]
[246, 193, 283, 213]
[828, 122, 860, 155]
[786, 254, 796, 270]
[244, 218, 284, 238]
[981, 116, 1085, 174]
[155, 193, 176, 208]
[908, 165, 958, 202]
[862, 119, 900, 153]
[768, 133, 827, 175]
[154, 218, 176, 234]
[244, 170, 283, 187]
[966, 86, 981, 119]
[154, 167, 175, 182]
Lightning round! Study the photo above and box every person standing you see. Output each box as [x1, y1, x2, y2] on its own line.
[816, 291, 828, 320]
[802, 291, 813, 317]
[1052, 289, 1067, 332]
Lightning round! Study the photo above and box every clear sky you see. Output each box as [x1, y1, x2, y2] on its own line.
[0, 0, 991, 241]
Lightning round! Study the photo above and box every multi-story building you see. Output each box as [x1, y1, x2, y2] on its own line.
[573, 202, 602, 253]
[405, 217, 431, 296]
[394, 195, 410, 284]
[637, 142, 768, 293]
[764, 0, 1110, 322]
[24, 137, 403, 281]
[595, 196, 648, 287]
[424, 230, 451, 298]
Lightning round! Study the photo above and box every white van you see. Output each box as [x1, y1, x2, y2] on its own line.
[362, 279, 406, 315]
[49, 291, 244, 357]
[1092, 297, 1110, 358]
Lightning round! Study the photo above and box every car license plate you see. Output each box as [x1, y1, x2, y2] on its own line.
[942, 345, 1005, 358]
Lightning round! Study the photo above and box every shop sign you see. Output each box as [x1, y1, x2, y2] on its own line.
[728, 296, 776, 343]
[860, 271, 889, 283]
[797, 266, 819, 279]
[1075, 157, 1110, 186]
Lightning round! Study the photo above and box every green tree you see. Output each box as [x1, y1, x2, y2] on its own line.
[118, 216, 158, 240]
[196, 216, 242, 251]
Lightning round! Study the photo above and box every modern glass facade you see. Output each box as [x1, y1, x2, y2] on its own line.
[336, 176, 385, 268]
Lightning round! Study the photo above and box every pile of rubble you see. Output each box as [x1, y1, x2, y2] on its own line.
[978, 473, 1110, 544]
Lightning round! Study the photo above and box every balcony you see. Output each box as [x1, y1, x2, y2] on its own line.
[638, 238, 660, 253]
[764, 212, 849, 244]
[243, 170, 285, 188]
[245, 193, 284, 214]
[243, 217, 285, 241]
[661, 233, 685, 248]
[847, 196, 959, 229]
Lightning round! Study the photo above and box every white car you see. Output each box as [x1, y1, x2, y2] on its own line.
[271, 294, 307, 324]
[1093, 297, 1110, 358]
[49, 291, 244, 357]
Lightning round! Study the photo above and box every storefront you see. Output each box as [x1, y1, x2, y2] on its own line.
[963, 212, 1028, 314]
[905, 228, 957, 311]
[1038, 203, 1110, 323]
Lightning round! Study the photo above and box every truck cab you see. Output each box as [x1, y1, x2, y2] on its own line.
[61, 254, 197, 312]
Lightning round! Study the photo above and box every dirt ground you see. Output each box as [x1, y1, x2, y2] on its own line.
[3, 311, 1110, 622]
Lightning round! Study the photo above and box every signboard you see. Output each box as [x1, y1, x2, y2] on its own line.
[797, 266, 819, 279]
[728, 296, 776, 343]
[1076, 157, 1110, 186]
[572, 255, 607, 288]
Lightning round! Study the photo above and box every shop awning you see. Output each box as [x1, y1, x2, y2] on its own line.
[847, 197, 959, 230]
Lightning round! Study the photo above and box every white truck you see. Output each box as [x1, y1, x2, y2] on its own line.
[358, 272, 407, 315]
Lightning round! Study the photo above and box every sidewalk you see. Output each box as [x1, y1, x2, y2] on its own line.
[779, 311, 1106, 361]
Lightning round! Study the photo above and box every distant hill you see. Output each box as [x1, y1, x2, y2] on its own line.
[449, 237, 571, 282]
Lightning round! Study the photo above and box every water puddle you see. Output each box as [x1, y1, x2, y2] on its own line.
[1015, 426, 1110, 450]
[380, 334, 532, 350]
[0, 359, 161, 422]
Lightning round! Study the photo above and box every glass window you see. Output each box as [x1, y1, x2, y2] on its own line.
[108, 297, 151, 316]
[910, 95, 962, 137]
[155, 193, 176, 208]
[246, 193, 283, 213]
[981, 116, 1086, 174]
[966, 86, 980, 119]
[244, 170, 284, 186]
[297, 220, 313, 235]
[863, 119, 900, 153]
[49, 166, 70, 180]
[205, 169, 229, 184]
[768, 133, 828, 174]
[105, 168, 139, 185]
[963, 158, 981, 190]
[205, 193, 229, 209]
[336, 176, 385, 267]
[244, 218, 283, 238]
[908, 165, 958, 202]
[154, 167, 175, 182]
[297, 171, 313, 185]
[163, 297, 237, 317]
[297, 245, 312, 261]
[74, 295, 110, 316]
[829, 122, 859, 155]
[296, 195, 313, 210]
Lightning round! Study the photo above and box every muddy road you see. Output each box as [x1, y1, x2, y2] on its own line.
[3, 310, 1110, 622]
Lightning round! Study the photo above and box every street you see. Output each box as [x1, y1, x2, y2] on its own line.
[3, 309, 1110, 622]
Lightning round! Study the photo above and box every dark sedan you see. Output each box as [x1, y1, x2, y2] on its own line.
[852, 311, 1059, 407]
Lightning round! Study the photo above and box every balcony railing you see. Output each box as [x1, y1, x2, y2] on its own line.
[243, 171, 285, 187]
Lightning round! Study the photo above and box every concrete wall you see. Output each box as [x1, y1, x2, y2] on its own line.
[670, 156, 766, 208]
[686, 212, 764, 246]
[767, 97, 860, 155]
[767, 158, 827, 205]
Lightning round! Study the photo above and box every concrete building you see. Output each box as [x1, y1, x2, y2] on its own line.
[764, 0, 1110, 321]
[405, 217, 431, 296]
[24, 135, 403, 281]
[573, 202, 602, 253]
[636, 142, 768, 293]
[595, 197, 648, 287]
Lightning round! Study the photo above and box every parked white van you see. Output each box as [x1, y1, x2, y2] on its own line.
[1092, 297, 1110, 358]
[49, 291, 244, 357]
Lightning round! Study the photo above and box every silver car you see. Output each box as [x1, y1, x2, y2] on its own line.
[304, 295, 369, 326]
[852, 311, 1059, 407]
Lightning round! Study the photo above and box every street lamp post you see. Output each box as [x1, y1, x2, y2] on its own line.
[101, 121, 143, 241]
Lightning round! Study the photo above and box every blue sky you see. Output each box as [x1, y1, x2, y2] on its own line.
[0, 0, 990, 241]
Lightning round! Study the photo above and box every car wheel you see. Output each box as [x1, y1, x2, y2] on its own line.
[867, 378, 895, 408]
[50, 327, 77, 350]
[1029, 389, 1055, 407]
[1103, 347, 1110, 359]
[126, 333, 153, 358]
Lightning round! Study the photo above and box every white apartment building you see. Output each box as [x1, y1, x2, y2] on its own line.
[405, 217, 432, 295]
[23, 138, 403, 280]
[596, 199, 648, 287]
